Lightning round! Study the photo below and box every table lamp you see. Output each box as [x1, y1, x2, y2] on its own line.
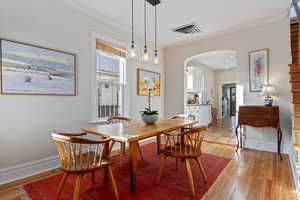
[260, 84, 276, 106]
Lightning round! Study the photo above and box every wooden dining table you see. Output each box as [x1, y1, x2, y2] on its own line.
[81, 118, 198, 194]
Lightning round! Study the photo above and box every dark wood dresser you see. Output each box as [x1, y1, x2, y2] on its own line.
[236, 106, 282, 159]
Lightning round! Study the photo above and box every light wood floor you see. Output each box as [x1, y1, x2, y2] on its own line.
[0, 119, 297, 200]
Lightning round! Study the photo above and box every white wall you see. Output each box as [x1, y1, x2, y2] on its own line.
[165, 17, 292, 154]
[214, 68, 237, 113]
[0, 0, 165, 176]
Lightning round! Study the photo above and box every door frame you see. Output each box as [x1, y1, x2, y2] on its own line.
[218, 81, 236, 119]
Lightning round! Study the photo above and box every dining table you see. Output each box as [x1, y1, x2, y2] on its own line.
[81, 118, 198, 194]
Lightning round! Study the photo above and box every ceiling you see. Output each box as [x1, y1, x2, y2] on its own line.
[55, 0, 290, 46]
[190, 50, 237, 70]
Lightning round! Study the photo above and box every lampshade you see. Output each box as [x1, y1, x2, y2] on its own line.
[260, 84, 276, 97]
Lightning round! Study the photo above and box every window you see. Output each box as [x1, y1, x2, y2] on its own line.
[95, 42, 127, 120]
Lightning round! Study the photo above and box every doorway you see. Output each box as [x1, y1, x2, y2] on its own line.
[221, 83, 236, 118]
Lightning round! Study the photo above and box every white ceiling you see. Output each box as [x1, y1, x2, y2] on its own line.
[190, 50, 237, 70]
[55, 0, 290, 46]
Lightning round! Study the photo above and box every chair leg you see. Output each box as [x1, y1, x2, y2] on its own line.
[185, 159, 196, 197]
[120, 142, 126, 167]
[156, 155, 166, 184]
[195, 158, 207, 183]
[108, 166, 119, 200]
[91, 172, 96, 186]
[55, 173, 68, 200]
[137, 142, 144, 160]
[73, 174, 83, 200]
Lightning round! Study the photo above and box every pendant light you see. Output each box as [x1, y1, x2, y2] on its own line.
[143, 0, 149, 62]
[129, 0, 136, 58]
[153, 4, 159, 64]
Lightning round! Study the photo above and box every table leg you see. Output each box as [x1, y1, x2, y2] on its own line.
[277, 127, 283, 160]
[129, 141, 138, 194]
[156, 135, 161, 156]
[240, 125, 243, 149]
[235, 124, 240, 152]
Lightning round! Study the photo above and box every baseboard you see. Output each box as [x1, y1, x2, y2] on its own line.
[243, 139, 289, 154]
[0, 155, 60, 185]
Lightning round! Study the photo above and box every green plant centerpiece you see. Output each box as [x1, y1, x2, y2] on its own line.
[140, 78, 159, 125]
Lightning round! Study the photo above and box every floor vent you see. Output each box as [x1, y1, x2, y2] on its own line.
[172, 23, 202, 34]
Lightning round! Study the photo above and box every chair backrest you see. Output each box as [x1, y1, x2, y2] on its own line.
[107, 116, 131, 124]
[52, 132, 111, 173]
[171, 114, 196, 121]
[161, 126, 206, 158]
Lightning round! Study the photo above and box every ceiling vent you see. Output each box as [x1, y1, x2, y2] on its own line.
[172, 23, 202, 34]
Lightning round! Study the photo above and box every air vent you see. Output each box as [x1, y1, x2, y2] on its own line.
[172, 23, 202, 34]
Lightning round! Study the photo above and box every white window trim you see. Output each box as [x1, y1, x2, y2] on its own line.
[90, 32, 129, 123]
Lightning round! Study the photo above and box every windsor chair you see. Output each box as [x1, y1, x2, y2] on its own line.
[156, 126, 207, 197]
[170, 114, 196, 121]
[107, 116, 144, 167]
[52, 132, 119, 200]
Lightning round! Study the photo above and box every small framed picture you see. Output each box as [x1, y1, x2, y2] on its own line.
[249, 49, 269, 92]
[0, 39, 76, 95]
[137, 68, 160, 96]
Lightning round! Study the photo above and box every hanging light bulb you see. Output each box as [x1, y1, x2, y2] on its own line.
[129, 0, 136, 58]
[143, 0, 149, 62]
[143, 46, 149, 61]
[153, 4, 159, 64]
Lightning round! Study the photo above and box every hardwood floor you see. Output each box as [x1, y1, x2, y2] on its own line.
[0, 119, 297, 200]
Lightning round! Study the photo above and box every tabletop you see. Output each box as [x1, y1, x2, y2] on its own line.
[82, 119, 198, 143]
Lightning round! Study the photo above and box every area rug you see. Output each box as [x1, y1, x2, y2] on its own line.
[23, 142, 231, 200]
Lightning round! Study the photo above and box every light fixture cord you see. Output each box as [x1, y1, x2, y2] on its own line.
[144, 0, 147, 49]
[131, 0, 134, 43]
[155, 4, 157, 52]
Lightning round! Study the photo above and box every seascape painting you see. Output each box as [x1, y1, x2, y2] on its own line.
[137, 69, 160, 96]
[249, 49, 269, 92]
[0, 39, 76, 95]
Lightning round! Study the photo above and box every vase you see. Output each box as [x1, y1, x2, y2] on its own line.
[141, 114, 159, 125]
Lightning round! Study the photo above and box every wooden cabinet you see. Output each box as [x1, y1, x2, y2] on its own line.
[185, 105, 212, 126]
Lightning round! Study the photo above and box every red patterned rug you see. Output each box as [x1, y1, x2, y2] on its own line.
[23, 142, 230, 200]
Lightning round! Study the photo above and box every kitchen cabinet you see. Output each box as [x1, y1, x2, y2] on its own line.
[185, 105, 212, 126]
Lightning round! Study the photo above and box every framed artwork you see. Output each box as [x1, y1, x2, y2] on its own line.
[0, 39, 76, 95]
[249, 49, 269, 92]
[137, 68, 160, 96]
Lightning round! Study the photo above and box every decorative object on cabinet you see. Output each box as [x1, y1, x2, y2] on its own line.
[260, 84, 276, 106]
[235, 106, 282, 160]
[249, 49, 269, 92]
[137, 68, 160, 96]
[0, 39, 76, 95]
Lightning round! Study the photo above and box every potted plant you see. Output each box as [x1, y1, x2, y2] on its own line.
[140, 77, 159, 125]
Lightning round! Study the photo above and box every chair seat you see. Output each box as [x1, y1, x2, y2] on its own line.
[160, 143, 201, 158]
[61, 152, 112, 173]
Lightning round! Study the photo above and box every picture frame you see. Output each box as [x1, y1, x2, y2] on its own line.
[0, 39, 76, 95]
[249, 49, 269, 92]
[137, 68, 160, 96]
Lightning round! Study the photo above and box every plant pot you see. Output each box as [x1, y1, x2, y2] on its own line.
[141, 114, 159, 125]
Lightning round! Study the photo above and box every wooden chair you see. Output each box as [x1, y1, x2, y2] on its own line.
[170, 114, 196, 121]
[52, 132, 119, 200]
[211, 107, 218, 125]
[156, 126, 208, 197]
[107, 116, 144, 167]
